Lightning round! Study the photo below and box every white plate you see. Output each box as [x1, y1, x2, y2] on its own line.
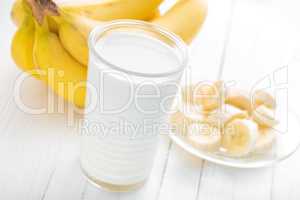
[169, 109, 300, 168]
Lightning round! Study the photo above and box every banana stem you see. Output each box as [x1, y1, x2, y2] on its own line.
[34, 14, 49, 34]
[24, 0, 59, 24]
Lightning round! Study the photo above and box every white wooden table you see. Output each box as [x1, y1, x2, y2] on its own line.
[1, 0, 300, 199]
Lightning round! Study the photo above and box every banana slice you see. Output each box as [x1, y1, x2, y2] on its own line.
[222, 119, 259, 157]
[181, 85, 194, 104]
[182, 82, 222, 111]
[205, 104, 248, 128]
[253, 128, 276, 154]
[197, 84, 221, 111]
[252, 105, 278, 128]
[170, 99, 212, 136]
[253, 90, 276, 109]
[223, 104, 249, 125]
[187, 123, 221, 152]
[225, 88, 252, 113]
[169, 110, 204, 136]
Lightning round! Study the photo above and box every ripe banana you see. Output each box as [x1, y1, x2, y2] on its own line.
[253, 90, 276, 109]
[198, 85, 220, 111]
[187, 123, 221, 152]
[33, 20, 87, 107]
[252, 105, 278, 128]
[174, 82, 278, 156]
[11, 0, 26, 26]
[11, 15, 36, 74]
[62, 0, 163, 21]
[206, 104, 248, 129]
[59, 0, 208, 68]
[222, 119, 259, 157]
[153, 0, 207, 43]
[11, 0, 60, 33]
[225, 88, 252, 113]
[182, 81, 222, 111]
[222, 104, 249, 124]
[56, 11, 103, 66]
[169, 110, 204, 136]
[11, 0, 163, 27]
[58, 20, 90, 66]
[253, 128, 276, 154]
[12, 0, 208, 108]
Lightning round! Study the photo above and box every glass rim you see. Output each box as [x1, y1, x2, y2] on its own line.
[88, 20, 188, 78]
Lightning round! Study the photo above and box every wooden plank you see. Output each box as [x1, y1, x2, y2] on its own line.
[185, 0, 235, 83]
[82, 183, 120, 200]
[198, 162, 272, 200]
[222, 0, 300, 90]
[198, 0, 300, 199]
[271, 60, 300, 199]
[109, 136, 171, 200]
[199, 0, 278, 199]
[272, 150, 300, 200]
[36, 112, 87, 200]
[157, 143, 204, 200]
[0, 107, 72, 200]
[157, 0, 235, 199]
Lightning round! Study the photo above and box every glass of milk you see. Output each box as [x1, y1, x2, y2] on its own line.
[80, 20, 188, 192]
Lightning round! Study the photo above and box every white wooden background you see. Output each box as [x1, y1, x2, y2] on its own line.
[1, 0, 300, 199]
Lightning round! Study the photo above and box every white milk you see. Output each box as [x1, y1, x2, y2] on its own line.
[81, 31, 184, 189]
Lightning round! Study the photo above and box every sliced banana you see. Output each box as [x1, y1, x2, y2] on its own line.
[187, 123, 221, 152]
[222, 119, 259, 157]
[197, 84, 221, 111]
[182, 82, 222, 111]
[253, 128, 276, 154]
[225, 88, 252, 113]
[252, 105, 278, 128]
[205, 104, 248, 129]
[223, 104, 249, 125]
[253, 90, 276, 109]
[169, 110, 204, 136]
[181, 85, 194, 104]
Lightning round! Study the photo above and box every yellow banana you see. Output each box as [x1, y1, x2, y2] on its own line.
[62, 0, 163, 21]
[11, 15, 36, 73]
[11, 0, 59, 33]
[12, 0, 208, 107]
[11, 0, 162, 27]
[57, 12, 102, 66]
[11, 0, 26, 26]
[47, 15, 60, 33]
[33, 20, 87, 107]
[59, 22, 89, 66]
[58, 0, 207, 66]
[150, 9, 161, 20]
[153, 0, 207, 43]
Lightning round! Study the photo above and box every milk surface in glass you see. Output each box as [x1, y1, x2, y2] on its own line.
[81, 21, 187, 191]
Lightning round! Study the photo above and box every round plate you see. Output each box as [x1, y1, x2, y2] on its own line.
[169, 109, 300, 168]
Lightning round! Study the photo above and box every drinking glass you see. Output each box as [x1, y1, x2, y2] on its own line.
[80, 20, 188, 192]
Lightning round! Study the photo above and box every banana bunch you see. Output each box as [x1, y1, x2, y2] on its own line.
[11, 0, 207, 107]
[171, 82, 278, 157]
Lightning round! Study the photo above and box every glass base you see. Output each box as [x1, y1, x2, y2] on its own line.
[80, 164, 146, 192]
